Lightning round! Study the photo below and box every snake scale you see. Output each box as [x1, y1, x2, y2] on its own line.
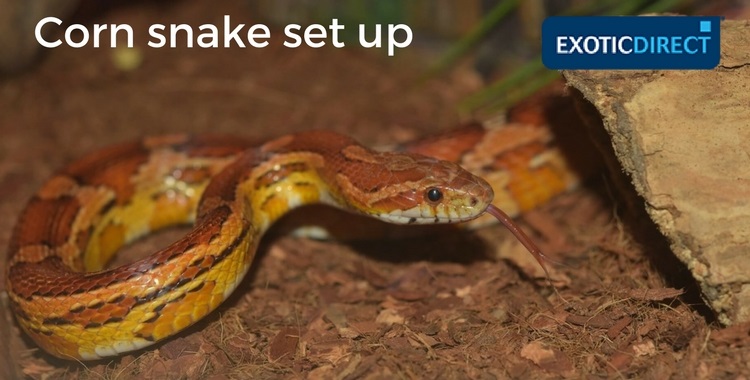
[5, 123, 577, 360]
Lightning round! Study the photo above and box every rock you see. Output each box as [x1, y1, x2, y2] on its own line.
[563, 20, 750, 325]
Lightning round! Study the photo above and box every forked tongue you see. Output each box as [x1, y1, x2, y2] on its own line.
[484, 204, 552, 280]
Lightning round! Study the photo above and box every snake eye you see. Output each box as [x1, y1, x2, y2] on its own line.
[426, 188, 443, 202]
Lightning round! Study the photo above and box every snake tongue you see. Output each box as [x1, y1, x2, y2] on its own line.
[484, 204, 551, 280]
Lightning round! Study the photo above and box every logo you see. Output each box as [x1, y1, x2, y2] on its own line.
[542, 16, 721, 69]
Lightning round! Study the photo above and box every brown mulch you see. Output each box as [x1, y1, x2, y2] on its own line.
[1, 1, 748, 379]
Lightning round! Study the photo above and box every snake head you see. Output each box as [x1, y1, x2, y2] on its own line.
[336, 152, 495, 225]
[391, 157, 495, 224]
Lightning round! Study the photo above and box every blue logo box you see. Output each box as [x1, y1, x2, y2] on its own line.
[542, 16, 721, 70]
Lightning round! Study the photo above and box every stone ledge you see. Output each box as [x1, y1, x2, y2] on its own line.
[563, 20, 750, 325]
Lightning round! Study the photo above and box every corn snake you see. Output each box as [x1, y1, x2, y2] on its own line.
[5, 123, 577, 360]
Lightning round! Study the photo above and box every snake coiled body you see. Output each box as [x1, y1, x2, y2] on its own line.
[5, 125, 575, 360]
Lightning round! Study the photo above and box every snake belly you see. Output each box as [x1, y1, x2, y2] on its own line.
[5, 125, 577, 360]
